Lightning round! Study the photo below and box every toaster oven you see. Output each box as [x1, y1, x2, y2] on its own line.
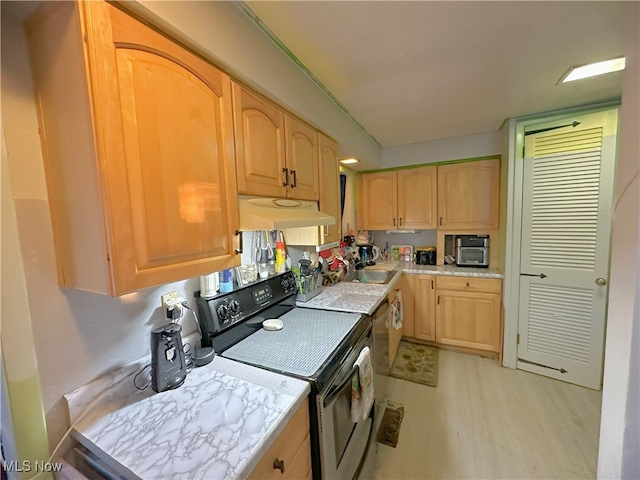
[456, 235, 489, 267]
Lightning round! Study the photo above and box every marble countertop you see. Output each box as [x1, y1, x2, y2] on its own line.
[368, 261, 504, 278]
[296, 261, 502, 315]
[296, 270, 402, 315]
[67, 357, 310, 480]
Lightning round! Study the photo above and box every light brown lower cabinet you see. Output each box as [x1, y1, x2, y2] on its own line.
[435, 277, 502, 353]
[414, 275, 436, 341]
[249, 399, 311, 480]
[402, 274, 502, 355]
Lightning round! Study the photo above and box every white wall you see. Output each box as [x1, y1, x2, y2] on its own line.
[0, 0, 380, 450]
[381, 130, 502, 168]
[597, 4, 640, 478]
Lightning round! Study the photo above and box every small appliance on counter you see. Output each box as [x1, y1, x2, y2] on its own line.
[455, 235, 490, 267]
[415, 246, 437, 265]
[151, 323, 188, 393]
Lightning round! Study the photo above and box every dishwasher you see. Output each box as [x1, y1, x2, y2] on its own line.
[371, 298, 390, 415]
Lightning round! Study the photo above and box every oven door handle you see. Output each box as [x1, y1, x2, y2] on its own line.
[323, 365, 359, 408]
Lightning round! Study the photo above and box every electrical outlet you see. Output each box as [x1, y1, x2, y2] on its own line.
[161, 291, 179, 319]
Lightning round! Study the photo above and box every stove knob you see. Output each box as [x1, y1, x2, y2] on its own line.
[229, 300, 240, 313]
[216, 304, 228, 318]
[281, 276, 292, 291]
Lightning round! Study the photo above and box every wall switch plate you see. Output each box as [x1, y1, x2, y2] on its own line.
[161, 291, 179, 319]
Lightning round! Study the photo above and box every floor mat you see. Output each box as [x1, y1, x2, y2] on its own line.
[390, 341, 439, 387]
[376, 401, 405, 448]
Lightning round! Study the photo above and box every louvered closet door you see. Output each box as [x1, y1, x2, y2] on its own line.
[517, 109, 617, 390]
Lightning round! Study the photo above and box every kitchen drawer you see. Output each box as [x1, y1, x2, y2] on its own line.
[436, 276, 502, 294]
[248, 399, 310, 480]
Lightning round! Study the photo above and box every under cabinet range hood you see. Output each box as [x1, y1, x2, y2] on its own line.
[238, 196, 335, 231]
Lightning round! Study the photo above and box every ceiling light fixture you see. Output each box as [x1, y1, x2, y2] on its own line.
[339, 158, 359, 164]
[560, 56, 626, 83]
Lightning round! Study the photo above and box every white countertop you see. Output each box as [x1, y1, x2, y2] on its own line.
[296, 270, 402, 315]
[296, 262, 502, 315]
[67, 357, 310, 480]
[368, 261, 504, 278]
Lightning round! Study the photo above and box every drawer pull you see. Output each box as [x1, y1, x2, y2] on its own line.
[273, 459, 285, 473]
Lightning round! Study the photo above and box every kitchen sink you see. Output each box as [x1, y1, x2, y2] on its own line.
[343, 270, 396, 285]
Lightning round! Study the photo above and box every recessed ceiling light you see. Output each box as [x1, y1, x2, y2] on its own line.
[560, 56, 626, 83]
[339, 158, 359, 164]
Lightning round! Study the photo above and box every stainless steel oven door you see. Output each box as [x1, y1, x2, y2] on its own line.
[317, 326, 373, 480]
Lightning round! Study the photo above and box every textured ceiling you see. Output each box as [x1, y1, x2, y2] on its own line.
[244, 1, 633, 148]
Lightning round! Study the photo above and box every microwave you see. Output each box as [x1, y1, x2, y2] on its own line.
[456, 235, 489, 267]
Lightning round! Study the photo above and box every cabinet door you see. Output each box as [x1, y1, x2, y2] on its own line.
[233, 84, 287, 198]
[397, 166, 437, 229]
[400, 274, 415, 338]
[436, 290, 501, 352]
[318, 134, 341, 243]
[359, 171, 397, 230]
[414, 275, 436, 341]
[92, 3, 240, 293]
[285, 115, 319, 200]
[437, 159, 500, 229]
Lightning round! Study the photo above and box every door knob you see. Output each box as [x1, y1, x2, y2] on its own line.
[595, 277, 607, 286]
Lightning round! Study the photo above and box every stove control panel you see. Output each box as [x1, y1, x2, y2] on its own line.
[253, 285, 272, 305]
[197, 271, 298, 341]
[213, 298, 243, 328]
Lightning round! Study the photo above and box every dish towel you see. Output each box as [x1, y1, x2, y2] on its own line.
[391, 291, 403, 329]
[351, 346, 374, 422]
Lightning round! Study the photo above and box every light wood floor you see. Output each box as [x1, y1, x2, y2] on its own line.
[370, 350, 602, 479]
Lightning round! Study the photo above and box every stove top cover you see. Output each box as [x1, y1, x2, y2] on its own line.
[222, 309, 362, 377]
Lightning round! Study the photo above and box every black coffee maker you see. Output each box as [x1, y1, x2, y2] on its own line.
[151, 323, 188, 393]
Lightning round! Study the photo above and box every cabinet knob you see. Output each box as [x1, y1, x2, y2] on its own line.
[273, 458, 285, 473]
[595, 277, 607, 286]
[466, 282, 470, 287]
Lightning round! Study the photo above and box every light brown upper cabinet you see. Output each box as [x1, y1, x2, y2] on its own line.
[437, 159, 500, 229]
[233, 85, 287, 198]
[397, 166, 438, 229]
[360, 171, 397, 230]
[233, 85, 319, 201]
[285, 115, 320, 201]
[26, 1, 240, 296]
[318, 134, 341, 243]
[359, 166, 437, 230]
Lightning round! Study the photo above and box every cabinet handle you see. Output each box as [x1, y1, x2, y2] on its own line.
[466, 282, 470, 287]
[399, 217, 403, 226]
[291, 170, 297, 188]
[234, 230, 243, 254]
[324, 225, 329, 237]
[431, 280, 434, 289]
[282, 167, 289, 186]
[393, 218, 396, 226]
[273, 459, 285, 473]
[439, 217, 443, 226]
[437, 295, 440, 305]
